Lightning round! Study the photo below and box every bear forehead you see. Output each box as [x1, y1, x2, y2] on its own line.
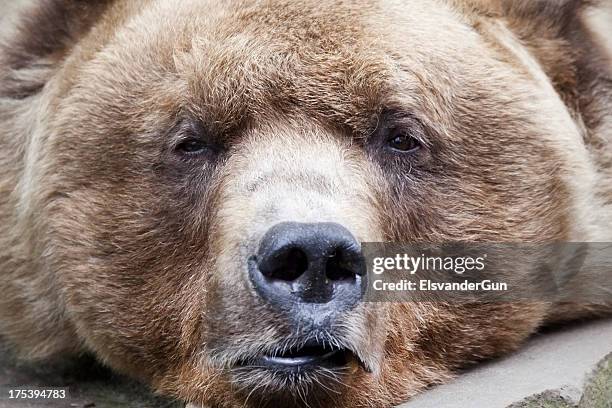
[60, 0, 507, 137]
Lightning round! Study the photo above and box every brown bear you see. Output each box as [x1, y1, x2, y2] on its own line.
[0, 0, 611, 407]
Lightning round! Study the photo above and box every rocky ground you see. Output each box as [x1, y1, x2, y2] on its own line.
[404, 319, 612, 408]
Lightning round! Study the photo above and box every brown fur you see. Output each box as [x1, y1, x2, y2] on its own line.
[0, 1, 611, 407]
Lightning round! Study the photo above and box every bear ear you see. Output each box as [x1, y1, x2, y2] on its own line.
[497, 0, 598, 37]
[463, 0, 611, 134]
[0, 0, 113, 99]
[460, 0, 597, 35]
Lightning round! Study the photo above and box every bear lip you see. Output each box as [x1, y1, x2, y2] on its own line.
[237, 340, 363, 371]
[259, 344, 348, 369]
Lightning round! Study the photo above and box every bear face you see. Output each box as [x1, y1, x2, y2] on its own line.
[0, 1, 610, 407]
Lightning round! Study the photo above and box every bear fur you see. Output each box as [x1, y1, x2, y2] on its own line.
[0, 1, 611, 407]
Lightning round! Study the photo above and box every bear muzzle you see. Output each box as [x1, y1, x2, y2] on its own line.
[244, 221, 368, 371]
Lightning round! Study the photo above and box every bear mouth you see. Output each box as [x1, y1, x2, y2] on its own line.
[259, 344, 349, 369]
[238, 340, 363, 371]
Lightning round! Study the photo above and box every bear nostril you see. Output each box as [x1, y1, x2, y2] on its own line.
[325, 247, 359, 281]
[260, 247, 308, 281]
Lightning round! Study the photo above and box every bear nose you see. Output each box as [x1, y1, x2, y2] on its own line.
[249, 222, 366, 308]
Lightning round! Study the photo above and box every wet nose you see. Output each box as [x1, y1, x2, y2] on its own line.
[249, 222, 366, 309]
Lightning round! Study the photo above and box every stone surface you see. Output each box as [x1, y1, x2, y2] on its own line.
[403, 319, 612, 408]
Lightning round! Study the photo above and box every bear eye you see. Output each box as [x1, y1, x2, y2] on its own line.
[386, 130, 421, 153]
[175, 138, 208, 155]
